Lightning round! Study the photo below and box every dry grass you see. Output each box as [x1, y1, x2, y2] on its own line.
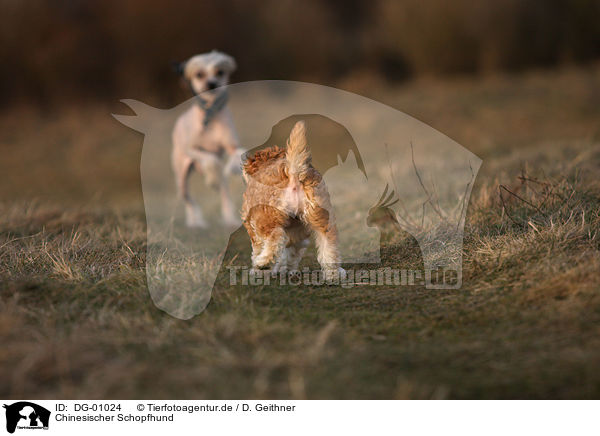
[1, 66, 600, 399]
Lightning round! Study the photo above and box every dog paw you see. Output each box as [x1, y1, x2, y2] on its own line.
[271, 263, 286, 275]
[186, 219, 209, 229]
[185, 209, 208, 229]
[324, 267, 346, 283]
[252, 256, 272, 270]
[201, 155, 223, 189]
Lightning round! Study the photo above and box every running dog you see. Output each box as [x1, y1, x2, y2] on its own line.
[241, 121, 345, 279]
[172, 50, 244, 228]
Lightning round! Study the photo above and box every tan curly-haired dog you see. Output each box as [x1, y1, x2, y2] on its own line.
[241, 121, 345, 279]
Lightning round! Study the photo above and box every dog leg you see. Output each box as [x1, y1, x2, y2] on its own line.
[314, 232, 346, 280]
[224, 148, 245, 176]
[272, 247, 288, 274]
[286, 238, 309, 271]
[245, 226, 263, 268]
[185, 203, 208, 229]
[305, 208, 345, 280]
[250, 242, 264, 273]
[186, 148, 222, 189]
[253, 227, 288, 270]
[175, 158, 208, 228]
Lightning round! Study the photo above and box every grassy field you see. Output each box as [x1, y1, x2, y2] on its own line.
[1, 65, 600, 399]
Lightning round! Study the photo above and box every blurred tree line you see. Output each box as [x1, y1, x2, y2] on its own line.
[2, 0, 600, 107]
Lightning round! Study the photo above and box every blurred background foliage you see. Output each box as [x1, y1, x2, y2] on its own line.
[2, 1, 600, 400]
[2, 0, 600, 108]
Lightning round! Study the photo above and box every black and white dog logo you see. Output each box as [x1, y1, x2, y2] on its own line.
[3, 402, 50, 434]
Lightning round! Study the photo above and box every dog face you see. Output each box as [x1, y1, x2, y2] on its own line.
[181, 51, 236, 98]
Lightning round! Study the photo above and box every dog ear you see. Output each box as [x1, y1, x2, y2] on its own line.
[220, 53, 237, 73]
[171, 60, 185, 76]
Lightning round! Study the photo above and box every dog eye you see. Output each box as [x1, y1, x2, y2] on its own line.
[196, 71, 205, 79]
[216, 69, 224, 77]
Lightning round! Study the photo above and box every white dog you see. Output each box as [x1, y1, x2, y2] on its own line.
[172, 51, 244, 228]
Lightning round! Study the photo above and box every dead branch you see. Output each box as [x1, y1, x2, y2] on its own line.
[410, 141, 446, 221]
[499, 184, 543, 214]
[498, 186, 521, 225]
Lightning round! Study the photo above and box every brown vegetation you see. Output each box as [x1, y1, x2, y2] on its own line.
[2, 0, 600, 107]
[1, 65, 600, 398]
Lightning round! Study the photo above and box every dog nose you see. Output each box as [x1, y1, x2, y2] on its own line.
[207, 81, 218, 90]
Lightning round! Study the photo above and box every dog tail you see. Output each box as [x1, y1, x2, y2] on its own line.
[286, 121, 311, 180]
